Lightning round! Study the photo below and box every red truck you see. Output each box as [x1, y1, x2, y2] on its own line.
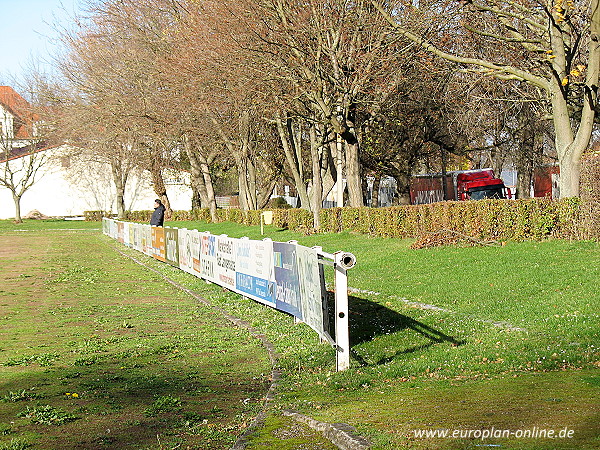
[409, 169, 512, 205]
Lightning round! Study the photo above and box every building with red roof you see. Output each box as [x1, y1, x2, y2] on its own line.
[0, 85, 39, 142]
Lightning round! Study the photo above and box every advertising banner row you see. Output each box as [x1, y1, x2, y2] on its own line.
[103, 219, 330, 340]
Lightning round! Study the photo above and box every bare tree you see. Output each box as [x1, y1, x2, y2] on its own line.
[371, 0, 600, 198]
[0, 86, 51, 223]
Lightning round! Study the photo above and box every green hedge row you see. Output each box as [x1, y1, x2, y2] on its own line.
[88, 197, 585, 241]
[271, 198, 581, 241]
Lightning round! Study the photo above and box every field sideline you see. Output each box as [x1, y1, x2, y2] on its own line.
[1, 219, 599, 449]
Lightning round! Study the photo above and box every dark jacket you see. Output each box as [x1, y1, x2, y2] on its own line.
[150, 204, 166, 226]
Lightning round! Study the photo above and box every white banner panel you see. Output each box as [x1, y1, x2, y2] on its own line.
[235, 238, 276, 307]
[215, 235, 237, 290]
[297, 245, 326, 338]
[178, 228, 202, 277]
[123, 222, 131, 247]
[141, 224, 152, 256]
[200, 232, 218, 283]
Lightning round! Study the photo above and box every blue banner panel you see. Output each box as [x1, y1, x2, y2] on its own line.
[273, 242, 302, 319]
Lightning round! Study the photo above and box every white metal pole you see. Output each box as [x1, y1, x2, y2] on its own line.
[336, 134, 344, 207]
[334, 251, 350, 371]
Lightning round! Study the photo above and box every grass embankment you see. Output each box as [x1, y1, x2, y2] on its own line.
[1, 219, 599, 449]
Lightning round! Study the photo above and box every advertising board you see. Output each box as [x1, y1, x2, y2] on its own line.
[215, 235, 236, 290]
[164, 227, 179, 267]
[235, 238, 276, 307]
[152, 226, 166, 262]
[178, 228, 201, 277]
[273, 242, 302, 319]
[200, 232, 217, 283]
[297, 245, 327, 338]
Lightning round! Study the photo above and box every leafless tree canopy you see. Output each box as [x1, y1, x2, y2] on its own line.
[42, 0, 600, 222]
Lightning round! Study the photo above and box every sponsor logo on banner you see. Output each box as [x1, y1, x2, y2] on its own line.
[142, 225, 152, 256]
[152, 227, 166, 262]
[216, 236, 236, 289]
[178, 229, 201, 276]
[117, 222, 124, 244]
[164, 228, 179, 267]
[200, 233, 217, 283]
[297, 245, 326, 338]
[235, 239, 276, 307]
[273, 242, 302, 319]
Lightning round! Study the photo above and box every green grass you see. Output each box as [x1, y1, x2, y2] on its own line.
[163, 220, 600, 449]
[0, 228, 270, 449]
[2, 219, 599, 449]
[0, 218, 100, 232]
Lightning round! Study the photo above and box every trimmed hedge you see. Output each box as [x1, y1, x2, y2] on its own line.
[89, 197, 584, 241]
[84, 210, 112, 221]
[89, 191, 600, 243]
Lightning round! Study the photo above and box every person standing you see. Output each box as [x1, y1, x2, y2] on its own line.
[150, 199, 166, 226]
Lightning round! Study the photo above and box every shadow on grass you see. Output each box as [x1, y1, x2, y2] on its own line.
[346, 295, 464, 366]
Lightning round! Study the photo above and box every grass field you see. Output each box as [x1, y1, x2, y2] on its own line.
[0, 225, 270, 449]
[1, 218, 599, 449]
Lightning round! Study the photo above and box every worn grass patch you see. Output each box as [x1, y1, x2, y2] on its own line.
[0, 229, 270, 449]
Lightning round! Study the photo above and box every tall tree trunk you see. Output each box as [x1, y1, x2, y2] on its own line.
[149, 159, 171, 218]
[276, 114, 311, 210]
[309, 125, 322, 230]
[12, 194, 22, 224]
[198, 151, 218, 221]
[548, 0, 599, 197]
[345, 141, 363, 207]
[184, 136, 209, 207]
[110, 159, 127, 219]
[191, 185, 202, 210]
[183, 135, 218, 221]
[238, 111, 257, 211]
[371, 175, 381, 208]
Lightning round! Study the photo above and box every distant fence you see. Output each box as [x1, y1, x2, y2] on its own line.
[102, 218, 356, 371]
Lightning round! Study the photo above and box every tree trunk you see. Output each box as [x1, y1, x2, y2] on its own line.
[183, 136, 210, 208]
[12, 194, 22, 224]
[191, 185, 202, 210]
[149, 158, 171, 217]
[309, 125, 322, 230]
[371, 175, 381, 208]
[198, 152, 218, 221]
[276, 114, 311, 210]
[110, 159, 127, 219]
[345, 141, 363, 207]
[550, 0, 600, 198]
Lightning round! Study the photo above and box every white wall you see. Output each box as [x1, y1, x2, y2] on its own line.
[0, 148, 192, 219]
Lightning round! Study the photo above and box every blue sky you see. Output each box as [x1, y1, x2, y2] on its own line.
[0, 0, 84, 84]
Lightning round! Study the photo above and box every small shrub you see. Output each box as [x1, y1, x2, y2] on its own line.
[144, 395, 182, 416]
[2, 390, 40, 403]
[84, 211, 111, 221]
[265, 197, 292, 209]
[17, 405, 78, 426]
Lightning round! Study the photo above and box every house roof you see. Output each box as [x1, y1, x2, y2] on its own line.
[0, 141, 53, 163]
[0, 86, 38, 139]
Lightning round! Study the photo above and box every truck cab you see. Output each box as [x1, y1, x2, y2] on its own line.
[455, 170, 511, 201]
[409, 168, 511, 204]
